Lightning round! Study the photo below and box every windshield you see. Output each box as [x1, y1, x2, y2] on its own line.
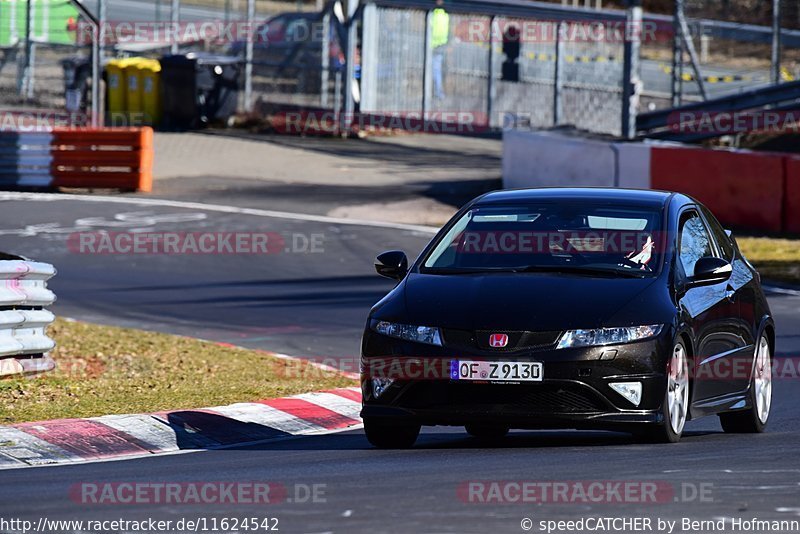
[422, 203, 664, 276]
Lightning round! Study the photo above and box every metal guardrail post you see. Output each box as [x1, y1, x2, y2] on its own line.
[677, 13, 707, 100]
[422, 10, 433, 117]
[21, 0, 33, 100]
[622, 0, 641, 140]
[342, 0, 359, 133]
[360, 3, 378, 113]
[772, 0, 782, 84]
[171, 0, 180, 55]
[66, 1, 101, 126]
[91, 32, 100, 126]
[335, 69, 343, 132]
[486, 15, 495, 129]
[553, 21, 564, 126]
[321, 11, 331, 107]
[98, 0, 107, 60]
[244, 0, 255, 111]
[671, 0, 683, 107]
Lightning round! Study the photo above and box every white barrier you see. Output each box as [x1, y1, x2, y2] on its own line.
[0, 132, 54, 188]
[503, 130, 618, 189]
[502, 130, 653, 191]
[0, 260, 57, 377]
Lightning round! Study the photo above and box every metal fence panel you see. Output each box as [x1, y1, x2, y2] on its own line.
[362, 7, 425, 114]
[425, 13, 491, 122]
[363, 8, 625, 135]
[558, 21, 623, 134]
[492, 18, 556, 130]
[641, 0, 800, 111]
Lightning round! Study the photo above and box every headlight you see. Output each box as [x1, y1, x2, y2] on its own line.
[372, 321, 443, 346]
[556, 325, 663, 349]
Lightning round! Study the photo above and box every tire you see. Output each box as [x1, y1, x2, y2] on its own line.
[719, 335, 772, 433]
[636, 340, 689, 443]
[465, 424, 509, 439]
[363, 418, 420, 449]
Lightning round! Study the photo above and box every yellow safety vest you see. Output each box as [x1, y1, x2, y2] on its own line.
[431, 8, 449, 49]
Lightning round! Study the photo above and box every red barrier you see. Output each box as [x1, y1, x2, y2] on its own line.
[50, 127, 153, 192]
[651, 146, 784, 233]
[785, 157, 800, 234]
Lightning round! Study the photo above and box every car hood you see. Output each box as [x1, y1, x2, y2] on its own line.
[398, 272, 659, 331]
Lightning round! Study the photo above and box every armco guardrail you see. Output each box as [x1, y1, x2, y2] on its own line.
[0, 127, 154, 192]
[0, 256, 57, 378]
[636, 79, 800, 141]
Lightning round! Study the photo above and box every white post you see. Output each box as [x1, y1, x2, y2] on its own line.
[170, 0, 180, 54]
[244, 0, 254, 111]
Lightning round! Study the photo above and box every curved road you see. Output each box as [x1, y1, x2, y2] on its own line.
[0, 192, 799, 533]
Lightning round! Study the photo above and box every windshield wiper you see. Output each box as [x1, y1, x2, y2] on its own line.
[421, 267, 509, 275]
[422, 265, 649, 277]
[510, 265, 649, 278]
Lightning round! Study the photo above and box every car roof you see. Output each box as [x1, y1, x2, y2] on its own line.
[475, 187, 675, 208]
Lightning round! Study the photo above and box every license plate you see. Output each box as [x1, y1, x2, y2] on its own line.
[451, 361, 543, 383]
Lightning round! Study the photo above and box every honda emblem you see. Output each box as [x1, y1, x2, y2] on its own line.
[489, 333, 509, 348]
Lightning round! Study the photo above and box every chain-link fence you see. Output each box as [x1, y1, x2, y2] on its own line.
[1, 0, 328, 128]
[361, 5, 628, 135]
[4, 0, 798, 137]
[640, 0, 800, 112]
[0, 0, 87, 118]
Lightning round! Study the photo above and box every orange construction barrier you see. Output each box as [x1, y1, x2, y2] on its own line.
[50, 127, 154, 192]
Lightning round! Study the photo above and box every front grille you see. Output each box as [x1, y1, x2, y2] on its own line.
[398, 382, 607, 413]
[442, 329, 561, 352]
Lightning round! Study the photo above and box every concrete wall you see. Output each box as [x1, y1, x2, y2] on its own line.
[502, 130, 651, 191]
[502, 129, 798, 234]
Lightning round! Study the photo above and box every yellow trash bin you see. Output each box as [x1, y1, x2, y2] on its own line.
[124, 58, 145, 126]
[105, 58, 131, 125]
[139, 59, 162, 127]
[105, 58, 141, 126]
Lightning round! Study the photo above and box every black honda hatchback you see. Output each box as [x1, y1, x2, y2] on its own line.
[361, 188, 774, 447]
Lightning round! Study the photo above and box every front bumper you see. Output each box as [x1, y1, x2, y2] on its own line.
[360, 331, 673, 431]
[360, 381, 665, 430]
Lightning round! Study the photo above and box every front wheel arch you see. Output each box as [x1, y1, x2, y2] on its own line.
[763, 323, 775, 358]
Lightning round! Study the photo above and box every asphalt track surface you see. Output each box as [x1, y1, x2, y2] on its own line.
[0, 192, 799, 533]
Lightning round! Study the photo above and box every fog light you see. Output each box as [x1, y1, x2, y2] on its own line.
[372, 377, 395, 398]
[610, 382, 642, 407]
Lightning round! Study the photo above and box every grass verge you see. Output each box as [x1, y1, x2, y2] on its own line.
[737, 237, 800, 285]
[0, 319, 356, 424]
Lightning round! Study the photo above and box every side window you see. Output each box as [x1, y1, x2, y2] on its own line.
[678, 211, 715, 277]
[700, 206, 735, 261]
[285, 19, 310, 42]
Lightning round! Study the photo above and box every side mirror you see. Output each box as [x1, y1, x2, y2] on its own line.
[375, 250, 408, 280]
[688, 257, 732, 288]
